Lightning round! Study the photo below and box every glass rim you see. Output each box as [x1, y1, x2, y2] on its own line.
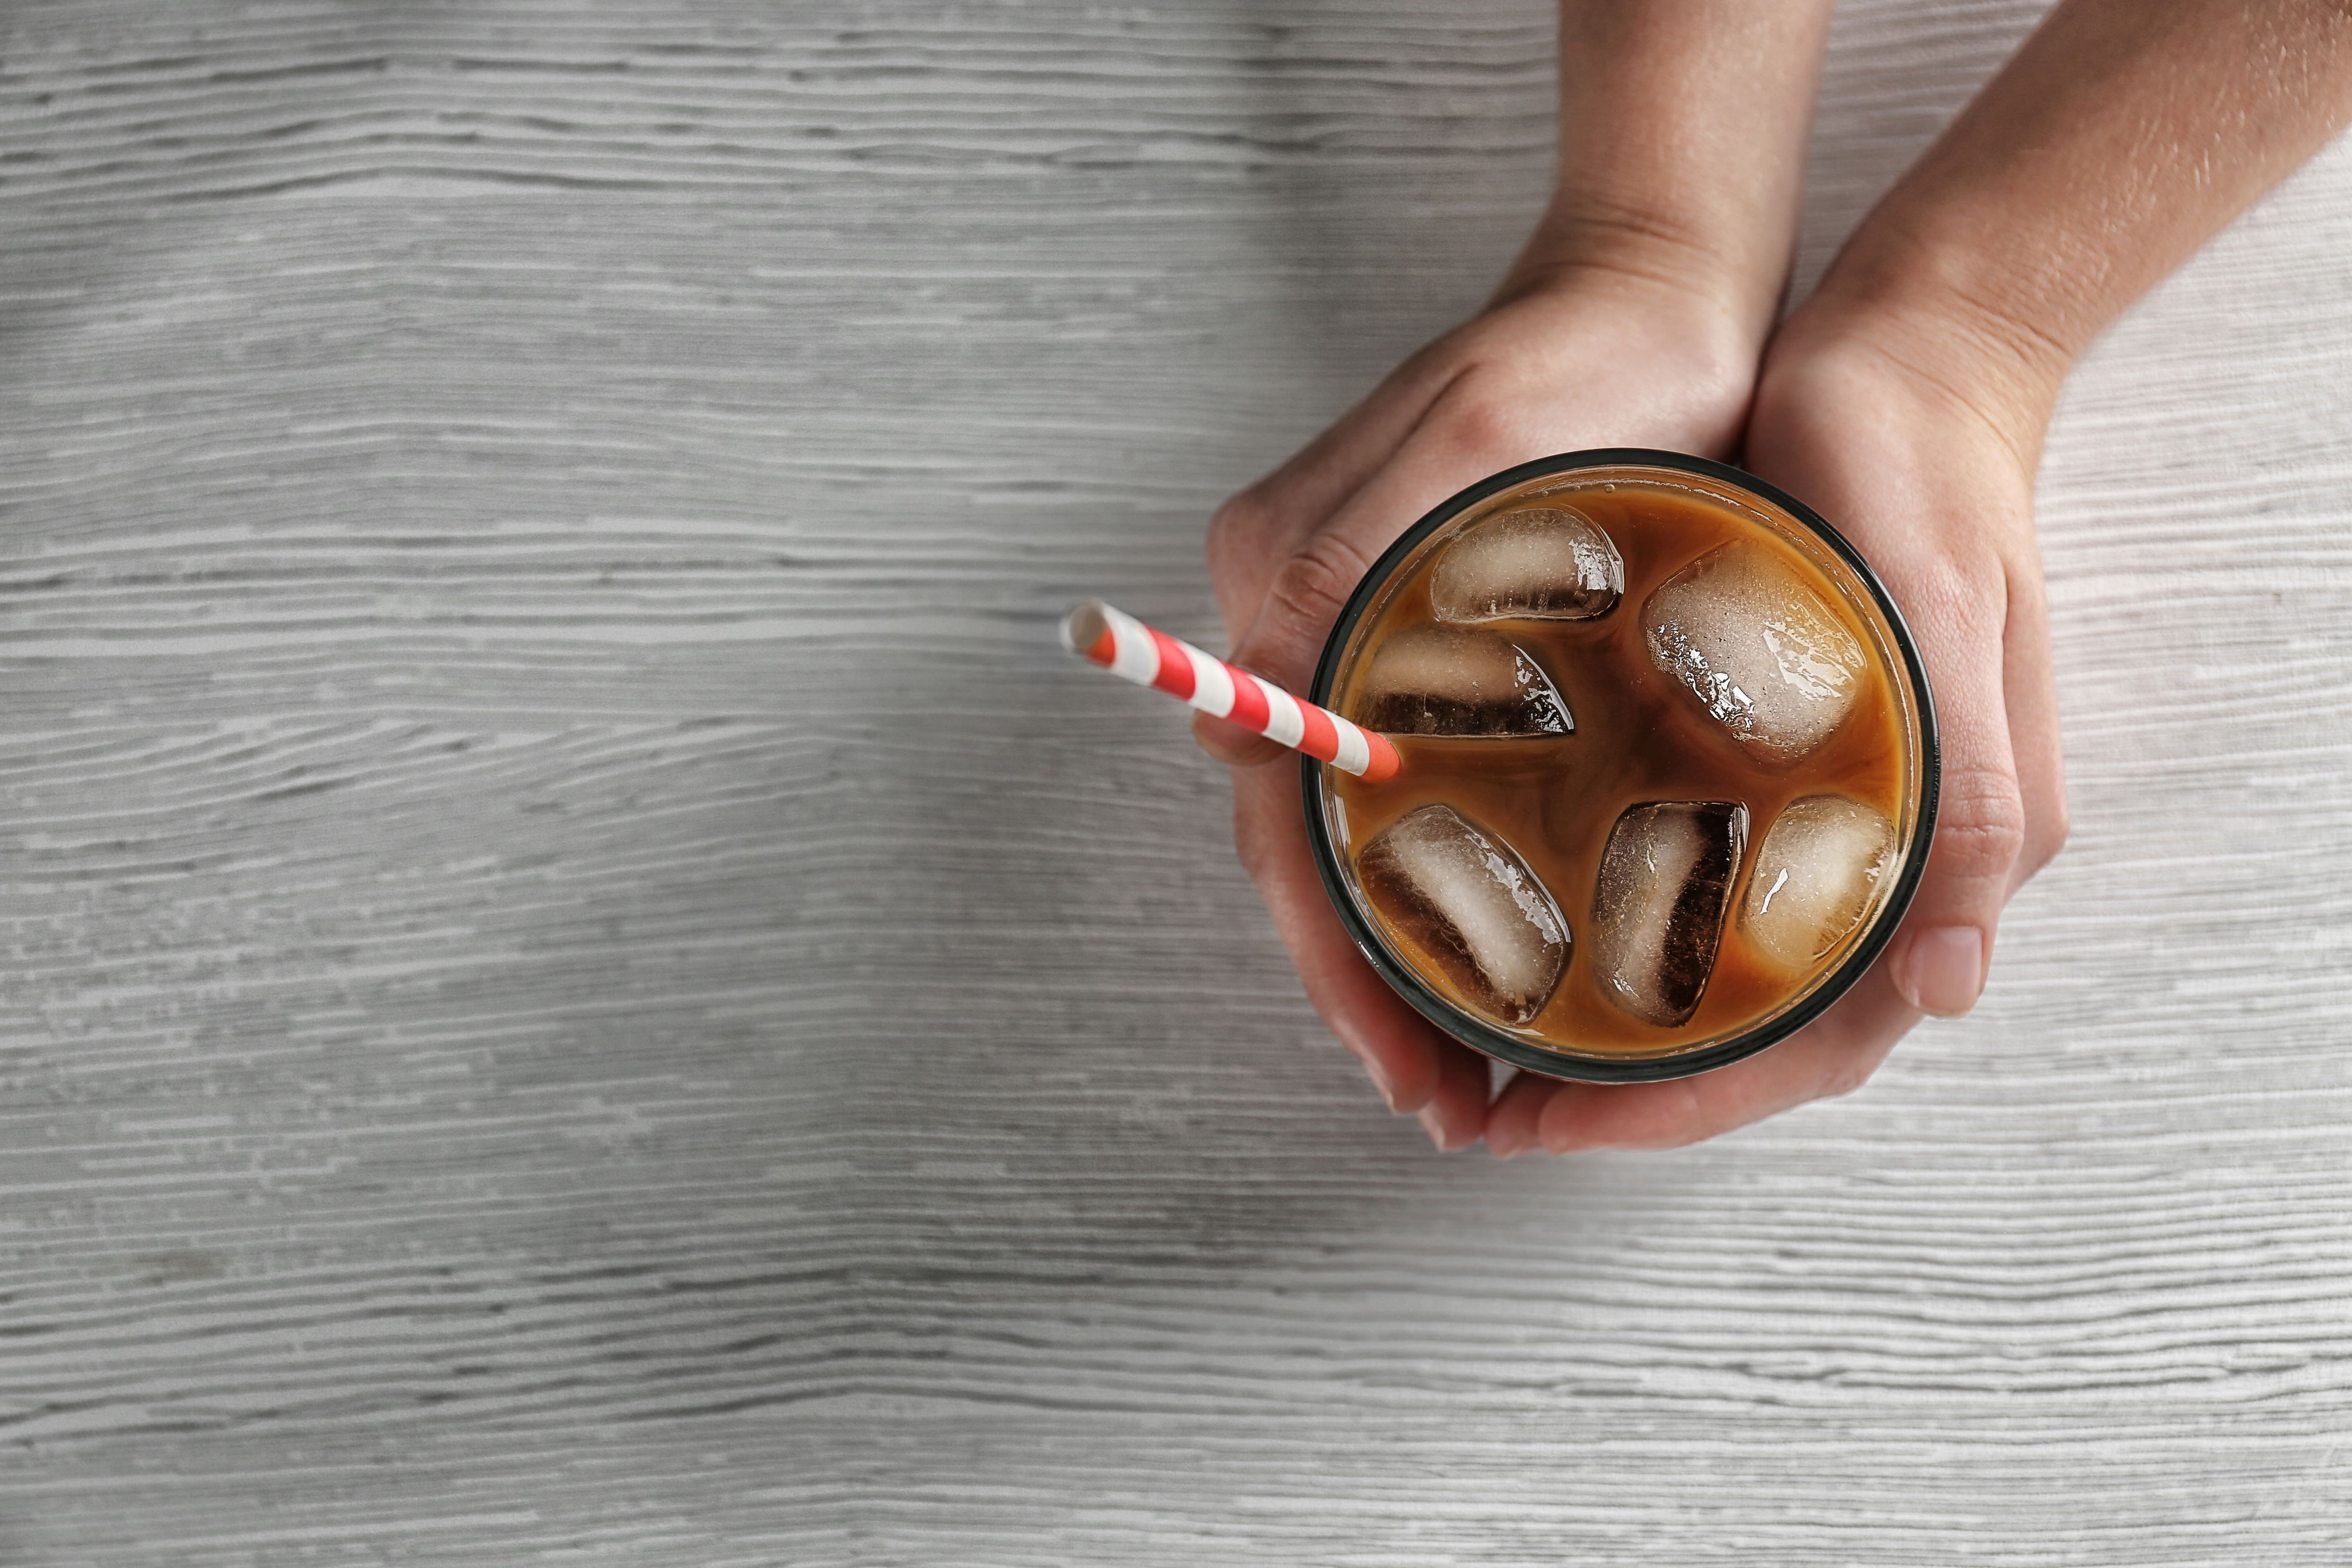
[1300, 447, 1944, 1085]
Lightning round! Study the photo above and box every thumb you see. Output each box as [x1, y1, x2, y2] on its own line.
[1886, 568, 2027, 1017]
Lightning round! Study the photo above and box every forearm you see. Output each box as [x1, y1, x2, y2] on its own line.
[1801, 0, 2352, 432]
[1501, 0, 1837, 353]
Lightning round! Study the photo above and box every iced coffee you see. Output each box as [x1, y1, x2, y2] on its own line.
[1310, 454, 1935, 1077]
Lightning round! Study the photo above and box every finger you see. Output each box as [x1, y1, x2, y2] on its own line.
[1192, 358, 1480, 772]
[1482, 1068, 1558, 1158]
[1227, 378, 1548, 693]
[1534, 963, 1919, 1151]
[1238, 347, 1473, 565]
[1191, 707, 1287, 769]
[1200, 369, 1528, 771]
[1864, 544, 2026, 1019]
[1205, 346, 1473, 642]
[1416, 1038, 1495, 1153]
[1229, 760, 1475, 1116]
[2001, 555, 2069, 894]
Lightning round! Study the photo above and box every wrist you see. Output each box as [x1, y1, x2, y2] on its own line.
[1497, 193, 1774, 364]
[1782, 225, 2078, 465]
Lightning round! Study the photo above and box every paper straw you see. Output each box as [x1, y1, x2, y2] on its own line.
[1060, 599, 1401, 783]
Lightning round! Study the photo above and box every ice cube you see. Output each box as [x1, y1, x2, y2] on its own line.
[1358, 804, 1569, 1026]
[1643, 543, 1867, 761]
[1354, 627, 1573, 737]
[1591, 800, 1748, 1027]
[1740, 795, 1897, 974]
[1431, 505, 1624, 622]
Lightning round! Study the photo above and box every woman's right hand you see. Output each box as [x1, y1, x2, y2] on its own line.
[1481, 294, 2071, 1154]
[1486, 0, 2352, 1152]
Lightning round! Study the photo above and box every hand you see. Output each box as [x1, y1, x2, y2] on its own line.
[1196, 265, 1758, 1150]
[1480, 0, 2352, 1154]
[1480, 302, 2071, 1154]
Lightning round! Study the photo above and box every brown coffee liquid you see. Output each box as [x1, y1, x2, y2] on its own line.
[1328, 477, 1909, 1058]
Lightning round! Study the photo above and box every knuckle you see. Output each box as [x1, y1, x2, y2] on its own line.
[2023, 799, 2071, 879]
[1261, 529, 1374, 644]
[1902, 553, 2005, 625]
[1815, 1056, 1881, 1102]
[1434, 392, 1525, 462]
[1398, 332, 1469, 386]
[1207, 490, 1277, 569]
[1420, 326, 1489, 375]
[1932, 766, 2029, 884]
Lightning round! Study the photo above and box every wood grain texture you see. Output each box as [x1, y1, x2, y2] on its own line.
[1, 1, 2349, 1562]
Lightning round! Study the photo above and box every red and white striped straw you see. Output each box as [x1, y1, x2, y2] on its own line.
[1060, 599, 1401, 783]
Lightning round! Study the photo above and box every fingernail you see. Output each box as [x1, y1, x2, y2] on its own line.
[1896, 925, 1987, 1017]
[1356, 1051, 1398, 1111]
[1416, 1105, 1452, 1152]
[1484, 1120, 1528, 1160]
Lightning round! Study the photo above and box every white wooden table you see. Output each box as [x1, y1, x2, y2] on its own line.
[4, 3, 2349, 1562]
